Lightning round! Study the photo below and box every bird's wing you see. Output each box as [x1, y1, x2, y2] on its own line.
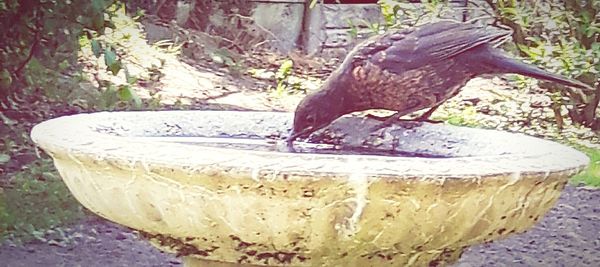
[368, 21, 510, 73]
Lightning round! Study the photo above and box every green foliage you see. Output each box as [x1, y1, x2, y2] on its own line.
[346, 19, 360, 38]
[347, 0, 452, 37]
[347, 18, 385, 38]
[378, 0, 454, 30]
[274, 59, 303, 95]
[91, 39, 103, 58]
[96, 82, 142, 110]
[276, 59, 294, 88]
[103, 47, 122, 75]
[483, 0, 599, 129]
[443, 106, 481, 127]
[508, 4, 600, 79]
[0, 0, 152, 244]
[0, 1, 143, 111]
[0, 159, 85, 243]
[0, 0, 124, 105]
[346, 0, 453, 37]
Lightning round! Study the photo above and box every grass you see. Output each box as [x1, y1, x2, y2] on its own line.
[0, 158, 84, 243]
[570, 147, 600, 187]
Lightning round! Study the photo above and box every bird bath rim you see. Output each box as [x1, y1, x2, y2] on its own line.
[31, 110, 588, 179]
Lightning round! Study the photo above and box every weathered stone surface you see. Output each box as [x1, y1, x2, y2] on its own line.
[305, 4, 384, 55]
[251, 2, 305, 53]
[321, 4, 383, 29]
[31, 111, 588, 266]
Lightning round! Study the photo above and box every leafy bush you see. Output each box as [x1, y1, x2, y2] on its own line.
[0, 0, 138, 243]
[0, 0, 129, 107]
[483, 0, 599, 129]
[379, 0, 462, 30]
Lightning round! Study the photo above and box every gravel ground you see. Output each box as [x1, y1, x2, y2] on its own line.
[0, 185, 598, 267]
[457, 185, 599, 267]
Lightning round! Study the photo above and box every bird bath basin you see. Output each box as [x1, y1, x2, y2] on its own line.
[31, 111, 587, 266]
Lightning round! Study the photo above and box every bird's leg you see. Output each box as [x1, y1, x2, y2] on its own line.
[365, 113, 396, 121]
[369, 112, 420, 132]
[379, 112, 406, 127]
[367, 106, 443, 127]
[368, 106, 445, 133]
[412, 105, 443, 123]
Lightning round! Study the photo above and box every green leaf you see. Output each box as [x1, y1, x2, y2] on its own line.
[58, 60, 69, 71]
[91, 39, 102, 58]
[101, 84, 119, 109]
[92, 0, 104, 12]
[104, 48, 121, 75]
[518, 44, 540, 59]
[586, 26, 600, 38]
[0, 154, 10, 164]
[124, 67, 133, 83]
[117, 85, 133, 101]
[118, 85, 141, 108]
[108, 60, 121, 75]
[104, 48, 116, 66]
[0, 69, 12, 89]
[276, 59, 293, 80]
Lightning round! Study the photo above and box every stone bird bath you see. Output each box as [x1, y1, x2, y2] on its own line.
[31, 111, 587, 266]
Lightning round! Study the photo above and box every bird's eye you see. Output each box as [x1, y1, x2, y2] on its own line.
[306, 115, 315, 123]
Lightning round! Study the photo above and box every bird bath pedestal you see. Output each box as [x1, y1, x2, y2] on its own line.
[31, 111, 587, 267]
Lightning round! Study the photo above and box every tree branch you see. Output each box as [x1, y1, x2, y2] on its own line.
[15, 17, 42, 77]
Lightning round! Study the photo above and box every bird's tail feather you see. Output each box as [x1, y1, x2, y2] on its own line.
[482, 48, 594, 91]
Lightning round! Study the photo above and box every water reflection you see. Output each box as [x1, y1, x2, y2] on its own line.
[137, 136, 455, 158]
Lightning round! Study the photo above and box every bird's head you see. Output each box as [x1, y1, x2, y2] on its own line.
[286, 91, 344, 144]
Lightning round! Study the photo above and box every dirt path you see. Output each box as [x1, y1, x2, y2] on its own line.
[1, 185, 597, 266]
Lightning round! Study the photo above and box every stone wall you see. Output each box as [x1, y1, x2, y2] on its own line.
[250, 0, 306, 53]
[247, 0, 473, 56]
[246, 1, 384, 56]
[303, 3, 383, 57]
[176, 0, 482, 56]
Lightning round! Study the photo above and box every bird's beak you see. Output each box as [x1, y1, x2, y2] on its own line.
[285, 131, 301, 152]
[286, 130, 303, 144]
[286, 127, 313, 146]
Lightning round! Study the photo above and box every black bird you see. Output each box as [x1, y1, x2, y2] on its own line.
[287, 21, 593, 144]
